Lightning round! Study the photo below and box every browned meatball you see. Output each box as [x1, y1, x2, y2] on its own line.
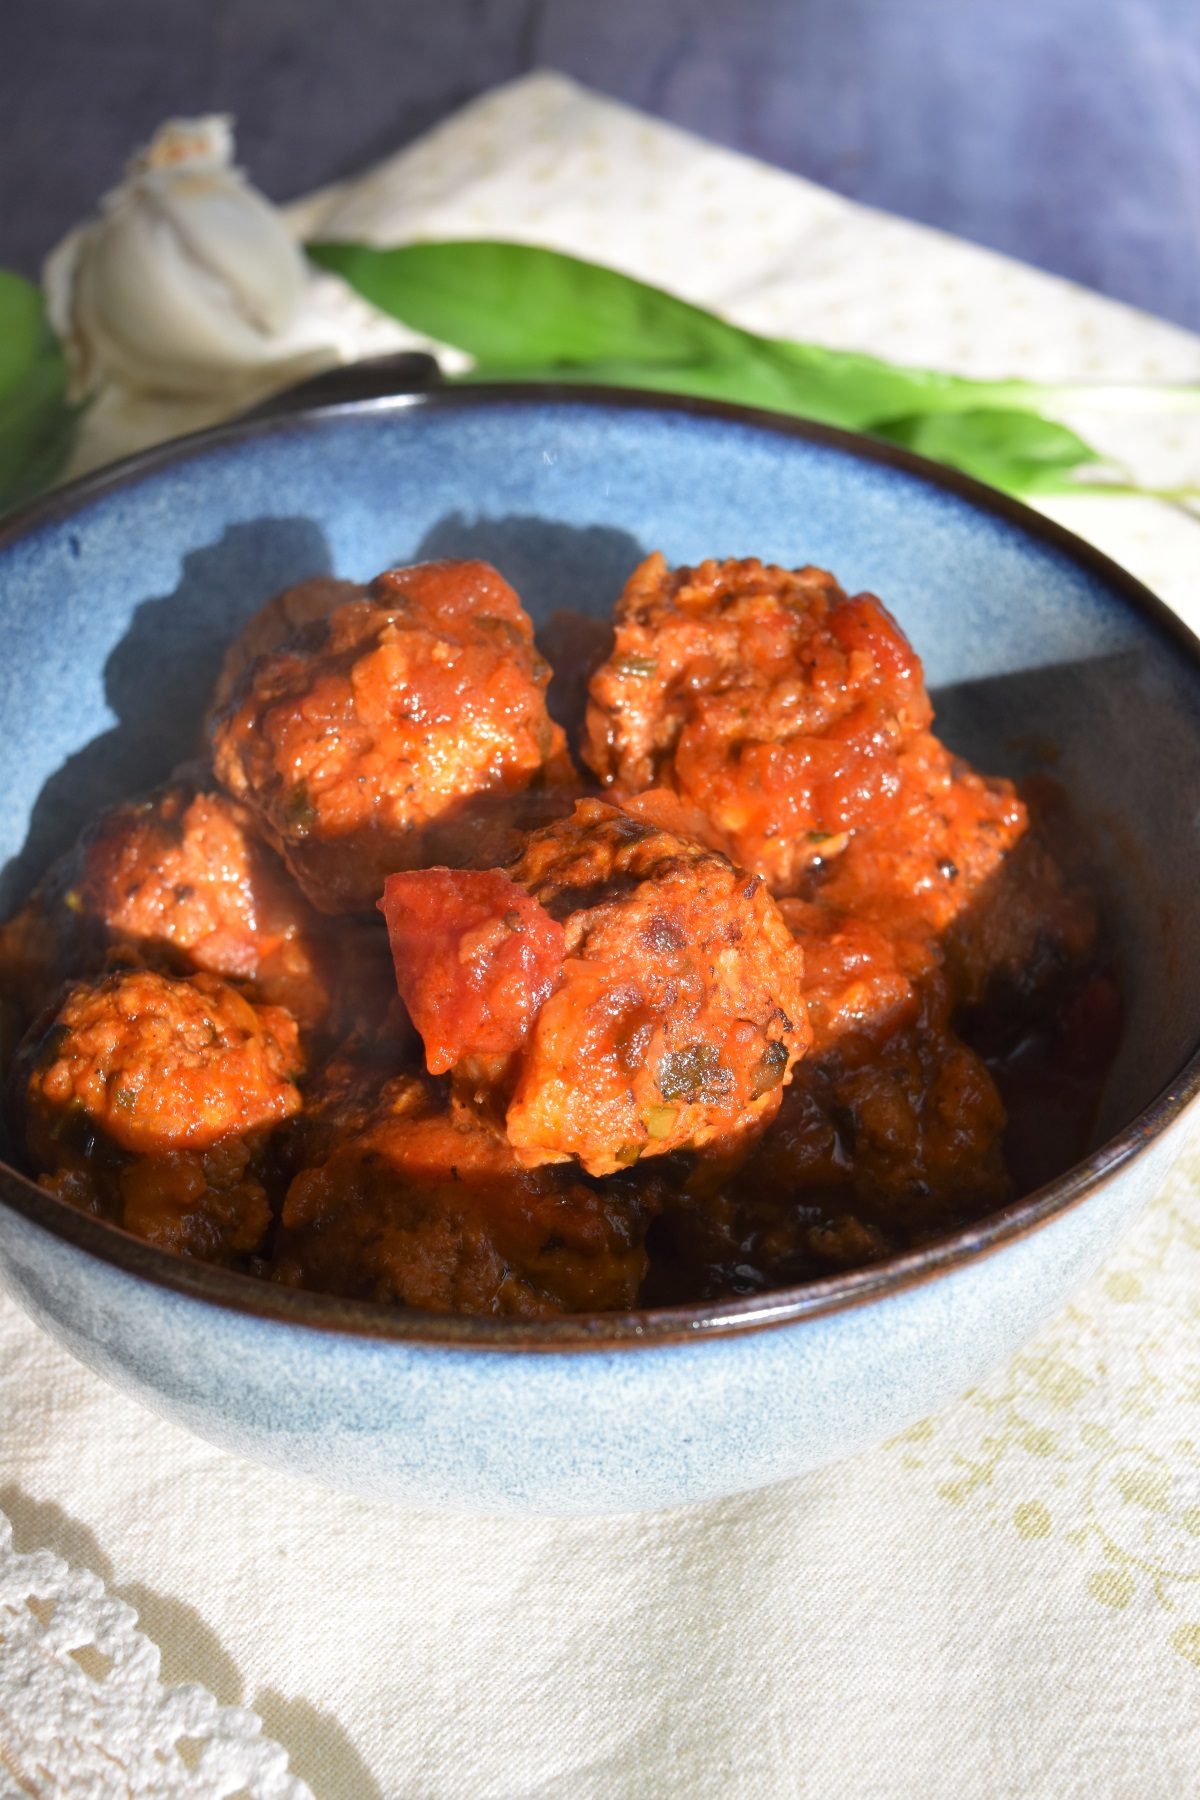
[776, 888, 1010, 1247]
[16, 969, 302, 1264]
[211, 560, 576, 913]
[810, 730, 1027, 939]
[776, 896, 937, 1060]
[646, 962, 1009, 1302]
[583, 554, 932, 892]
[208, 574, 365, 720]
[0, 774, 336, 1038]
[381, 798, 811, 1177]
[273, 1073, 656, 1316]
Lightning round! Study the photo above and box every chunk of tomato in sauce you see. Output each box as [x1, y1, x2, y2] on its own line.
[380, 869, 565, 1074]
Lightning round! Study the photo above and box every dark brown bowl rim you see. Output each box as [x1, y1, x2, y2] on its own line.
[2, 379, 1199, 1351]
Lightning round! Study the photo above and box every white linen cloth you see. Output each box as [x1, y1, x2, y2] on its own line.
[6, 72, 1200, 1798]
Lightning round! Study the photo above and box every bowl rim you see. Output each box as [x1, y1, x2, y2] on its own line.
[2, 378, 1199, 1352]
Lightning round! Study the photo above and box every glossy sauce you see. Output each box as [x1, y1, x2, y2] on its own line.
[1, 557, 1121, 1315]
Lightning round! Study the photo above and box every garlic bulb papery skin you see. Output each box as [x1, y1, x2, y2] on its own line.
[44, 116, 340, 406]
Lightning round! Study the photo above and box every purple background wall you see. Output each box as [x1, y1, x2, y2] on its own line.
[6, 0, 1199, 331]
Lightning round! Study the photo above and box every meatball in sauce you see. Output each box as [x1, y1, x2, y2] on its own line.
[0, 772, 342, 1037]
[2, 552, 1117, 1312]
[212, 559, 575, 913]
[275, 1071, 656, 1316]
[382, 799, 809, 1177]
[584, 553, 932, 892]
[15, 969, 301, 1265]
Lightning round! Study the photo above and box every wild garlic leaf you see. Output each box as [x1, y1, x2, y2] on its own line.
[459, 352, 867, 418]
[308, 240, 749, 369]
[453, 355, 1102, 493]
[0, 270, 78, 514]
[745, 336, 1039, 430]
[0, 269, 49, 400]
[308, 239, 1115, 496]
[872, 409, 1101, 496]
[310, 240, 1007, 423]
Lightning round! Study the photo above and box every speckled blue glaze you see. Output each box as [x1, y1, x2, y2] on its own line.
[0, 1134, 1182, 1512]
[1, 389, 1198, 1513]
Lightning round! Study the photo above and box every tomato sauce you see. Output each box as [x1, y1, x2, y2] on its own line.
[0, 556, 1120, 1315]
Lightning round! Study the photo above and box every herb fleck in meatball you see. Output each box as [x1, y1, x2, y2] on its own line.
[15, 969, 302, 1264]
[211, 559, 575, 913]
[382, 798, 810, 1177]
[273, 1074, 655, 1316]
[583, 553, 930, 891]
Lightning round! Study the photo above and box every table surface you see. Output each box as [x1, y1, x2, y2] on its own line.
[6, 0, 1200, 333]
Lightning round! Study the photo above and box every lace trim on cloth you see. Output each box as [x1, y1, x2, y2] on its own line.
[0, 1510, 313, 1800]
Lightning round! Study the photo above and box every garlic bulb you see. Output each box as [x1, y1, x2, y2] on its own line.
[44, 116, 338, 401]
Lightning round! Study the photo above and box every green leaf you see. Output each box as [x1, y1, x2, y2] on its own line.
[309, 239, 1025, 425]
[746, 337, 1027, 430]
[458, 351, 861, 418]
[455, 359, 1098, 492]
[872, 409, 1101, 495]
[0, 270, 47, 401]
[307, 239, 1113, 496]
[308, 239, 748, 370]
[0, 270, 79, 514]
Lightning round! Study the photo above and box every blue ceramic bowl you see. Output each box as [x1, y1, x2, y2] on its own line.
[0, 384, 1198, 1514]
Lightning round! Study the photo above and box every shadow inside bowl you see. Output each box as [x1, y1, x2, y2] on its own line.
[0, 517, 336, 916]
[414, 511, 648, 621]
[932, 645, 1200, 1145]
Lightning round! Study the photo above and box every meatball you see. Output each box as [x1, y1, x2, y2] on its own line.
[583, 554, 931, 891]
[208, 573, 365, 720]
[381, 798, 810, 1177]
[16, 969, 302, 1263]
[273, 1073, 655, 1316]
[211, 559, 575, 913]
[647, 962, 1009, 1302]
[777, 896, 937, 1060]
[748, 976, 1009, 1236]
[810, 731, 1027, 939]
[640, 872, 1014, 1304]
[0, 774, 335, 1037]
